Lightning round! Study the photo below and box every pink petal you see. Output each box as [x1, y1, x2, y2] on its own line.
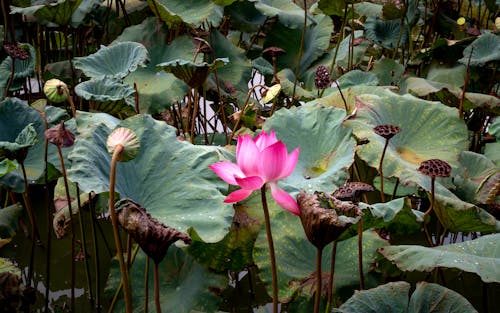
[278, 147, 300, 179]
[209, 162, 244, 185]
[235, 176, 264, 190]
[269, 183, 300, 216]
[255, 130, 278, 151]
[224, 189, 254, 203]
[259, 141, 288, 181]
[236, 134, 260, 176]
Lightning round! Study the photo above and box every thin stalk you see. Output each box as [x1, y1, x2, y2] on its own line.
[261, 185, 278, 313]
[126, 235, 132, 269]
[56, 145, 76, 312]
[154, 262, 161, 313]
[292, 0, 308, 100]
[43, 113, 51, 313]
[423, 177, 436, 247]
[4, 55, 15, 98]
[314, 248, 323, 313]
[76, 184, 94, 307]
[109, 144, 133, 313]
[357, 219, 364, 290]
[459, 47, 473, 119]
[378, 138, 390, 202]
[326, 241, 337, 312]
[107, 245, 140, 313]
[64, 86, 77, 118]
[89, 195, 101, 312]
[391, 178, 400, 200]
[144, 256, 150, 313]
[229, 84, 267, 142]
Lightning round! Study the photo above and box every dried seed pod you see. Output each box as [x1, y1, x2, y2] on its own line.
[417, 159, 452, 178]
[3, 43, 29, 60]
[297, 191, 361, 249]
[314, 65, 331, 90]
[333, 182, 374, 201]
[45, 121, 75, 147]
[373, 125, 401, 140]
[262, 46, 286, 57]
[43, 79, 68, 103]
[116, 199, 192, 264]
[106, 127, 140, 162]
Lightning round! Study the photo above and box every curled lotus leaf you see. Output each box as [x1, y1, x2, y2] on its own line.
[364, 17, 408, 49]
[149, 0, 222, 27]
[156, 58, 228, 89]
[67, 114, 233, 243]
[264, 105, 356, 195]
[459, 32, 500, 66]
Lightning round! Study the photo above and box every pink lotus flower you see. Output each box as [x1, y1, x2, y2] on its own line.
[210, 130, 300, 215]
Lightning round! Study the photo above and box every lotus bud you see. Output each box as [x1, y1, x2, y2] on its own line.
[45, 121, 75, 147]
[106, 127, 140, 162]
[297, 191, 361, 250]
[417, 159, 451, 178]
[116, 199, 192, 264]
[43, 79, 68, 103]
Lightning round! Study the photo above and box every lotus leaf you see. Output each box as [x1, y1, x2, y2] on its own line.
[0, 257, 21, 276]
[67, 114, 233, 242]
[485, 118, 500, 166]
[157, 58, 228, 89]
[0, 203, 23, 239]
[364, 17, 408, 49]
[263, 105, 356, 195]
[0, 160, 16, 178]
[253, 203, 388, 300]
[0, 43, 36, 91]
[113, 17, 168, 48]
[311, 85, 393, 112]
[426, 64, 467, 87]
[459, 32, 500, 66]
[318, 0, 346, 17]
[371, 59, 404, 86]
[334, 31, 370, 70]
[73, 42, 148, 79]
[262, 13, 332, 75]
[379, 233, 500, 283]
[333, 281, 478, 313]
[106, 247, 225, 313]
[225, 0, 267, 33]
[276, 69, 315, 100]
[337, 70, 379, 88]
[149, 0, 222, 27]
[252, 0, 311, 29]
[354, 2, 383, 18]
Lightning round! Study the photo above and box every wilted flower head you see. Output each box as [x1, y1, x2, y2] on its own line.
[417, 159, 451, 178]
[45, 121, 75, 147]
[106, 127, 140, 162]
[210, 130, 300, 215]
[3, 43, 29, 60]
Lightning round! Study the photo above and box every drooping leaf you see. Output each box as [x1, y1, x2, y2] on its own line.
[253, 202, 388, 301]
[0, 160, 17, 178]
[333, 281, 478, 313]
[334, 30, 370, 70]
[276, 69, 315, 100]
[149, 0, 222, 27]
[113, 16, 168, 48]
[371, 58, 404, 86]
[67, 114, 233, 243]
[0, 123, 38, 160]
[264, 105, 356, 195]
[364, 17, 407, 49]
[73, 42, 148, 79]
[459, 32, 500, 66]
[106, 247, 225, 313]
[379, 233, 500, 283]
[0, 203, 23, 239]
[157, 58, 228, 89]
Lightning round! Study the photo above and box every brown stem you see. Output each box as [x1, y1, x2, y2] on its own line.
[154, 262, 161, 313]
[292, 0, 308, 101]
[314, 248, 323, 313]
[261, 185, 278, 313]
[144, 256, 150, 313]
[19, 162, 39, 241]
[358, 219, 364, 290]
[378, 138, 389, 202]
[64, 86, 77, 118]
[326, 241, 337, 311]
[109, 144, 133, 313]
[423, 177, 436, 246]
[459, 47, 473, 119]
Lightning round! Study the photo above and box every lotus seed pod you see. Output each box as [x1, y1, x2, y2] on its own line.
[417, 159, 452, 178]
[43, 79, 68, 103]
[333, 182, 374, 201]
[314, 65, 331, 89]
[374, 124, 401, 140]
[107, 127, 140, 162]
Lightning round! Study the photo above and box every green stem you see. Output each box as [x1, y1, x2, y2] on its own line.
[326, 241, 337, 312]
[292, 0, 308, 101]
[379, 138, 389, 202]
[261, 185, 278, 313]
[358, 219, 364, 290]
[154, 262, 161, 313]
[314, 248, 323, 313]
[109, 144, 133, 313]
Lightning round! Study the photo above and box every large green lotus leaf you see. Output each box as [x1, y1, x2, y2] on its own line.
[454, 151, 499, 205]
[205, 30, 252, 98]
[426, 64, 467, 87]
[379, 233, 500, 283]
[264, 105, 356, 195]
[337, 70, 379, 88]
[148, 0, 222, 27]
[364, 17, 407, 49]
[157, 58, 228, 89]
[73, 42, 148, 79]
[371, 58, 404, 86]
[106, 247, 225, 313]
[334, 30, 370, 70]
[0, 160, 17, 178]
[344, 92, 468, 179]
[485, 118, 500, 166]
[276, 69, 315, 100]
[459, 32, 500, 66]
[253, 203, 388, 301]
[75, 77, 135, 105]
[354, 2, 383, 18]
[333, 281, 478, 313]
[0, 98, 46, 192]
[311, 85, 393, 112]
[113, 16, 168, 48]
[0, 203, 23, 239]
[67, 114, 233, 242]
[318, 0, 346, 16]
[0, 43, 36, 91]
[263, 14, 332, 77]
[252, 0, 311, 29]
[225, 0, 267, 33]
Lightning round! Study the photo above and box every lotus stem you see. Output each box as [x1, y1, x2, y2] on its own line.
[76, 184, 94, 305]
[326, 241, 337, 312]
[55, 145, 76, 312]
[378, 138, 389, 202]
[89, 196, 102, 312]
[154, 262, 161, 313]
[229, 84, 267, 142]
[314, 247, 323, 313]
[63, 85, 77, 118]
[459, 47, 473, 119]
[357, 219, 364, 290]
[144, 256, 150, 313]
[292, 0, 308, 101]
[109, 144, 133, 313]
[423, 177, 436, 246]
[261, 184, 279, 313]
[19, 162, 39, 241]
[42, 113, 52, 313]
[107, 245, 140, 313]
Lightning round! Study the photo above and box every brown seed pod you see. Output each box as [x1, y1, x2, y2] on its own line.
[373, 125, 401, 140]
[333, 182, 374, 201]
[417, 159, 452, 178]
[314, 65, 331, 90]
